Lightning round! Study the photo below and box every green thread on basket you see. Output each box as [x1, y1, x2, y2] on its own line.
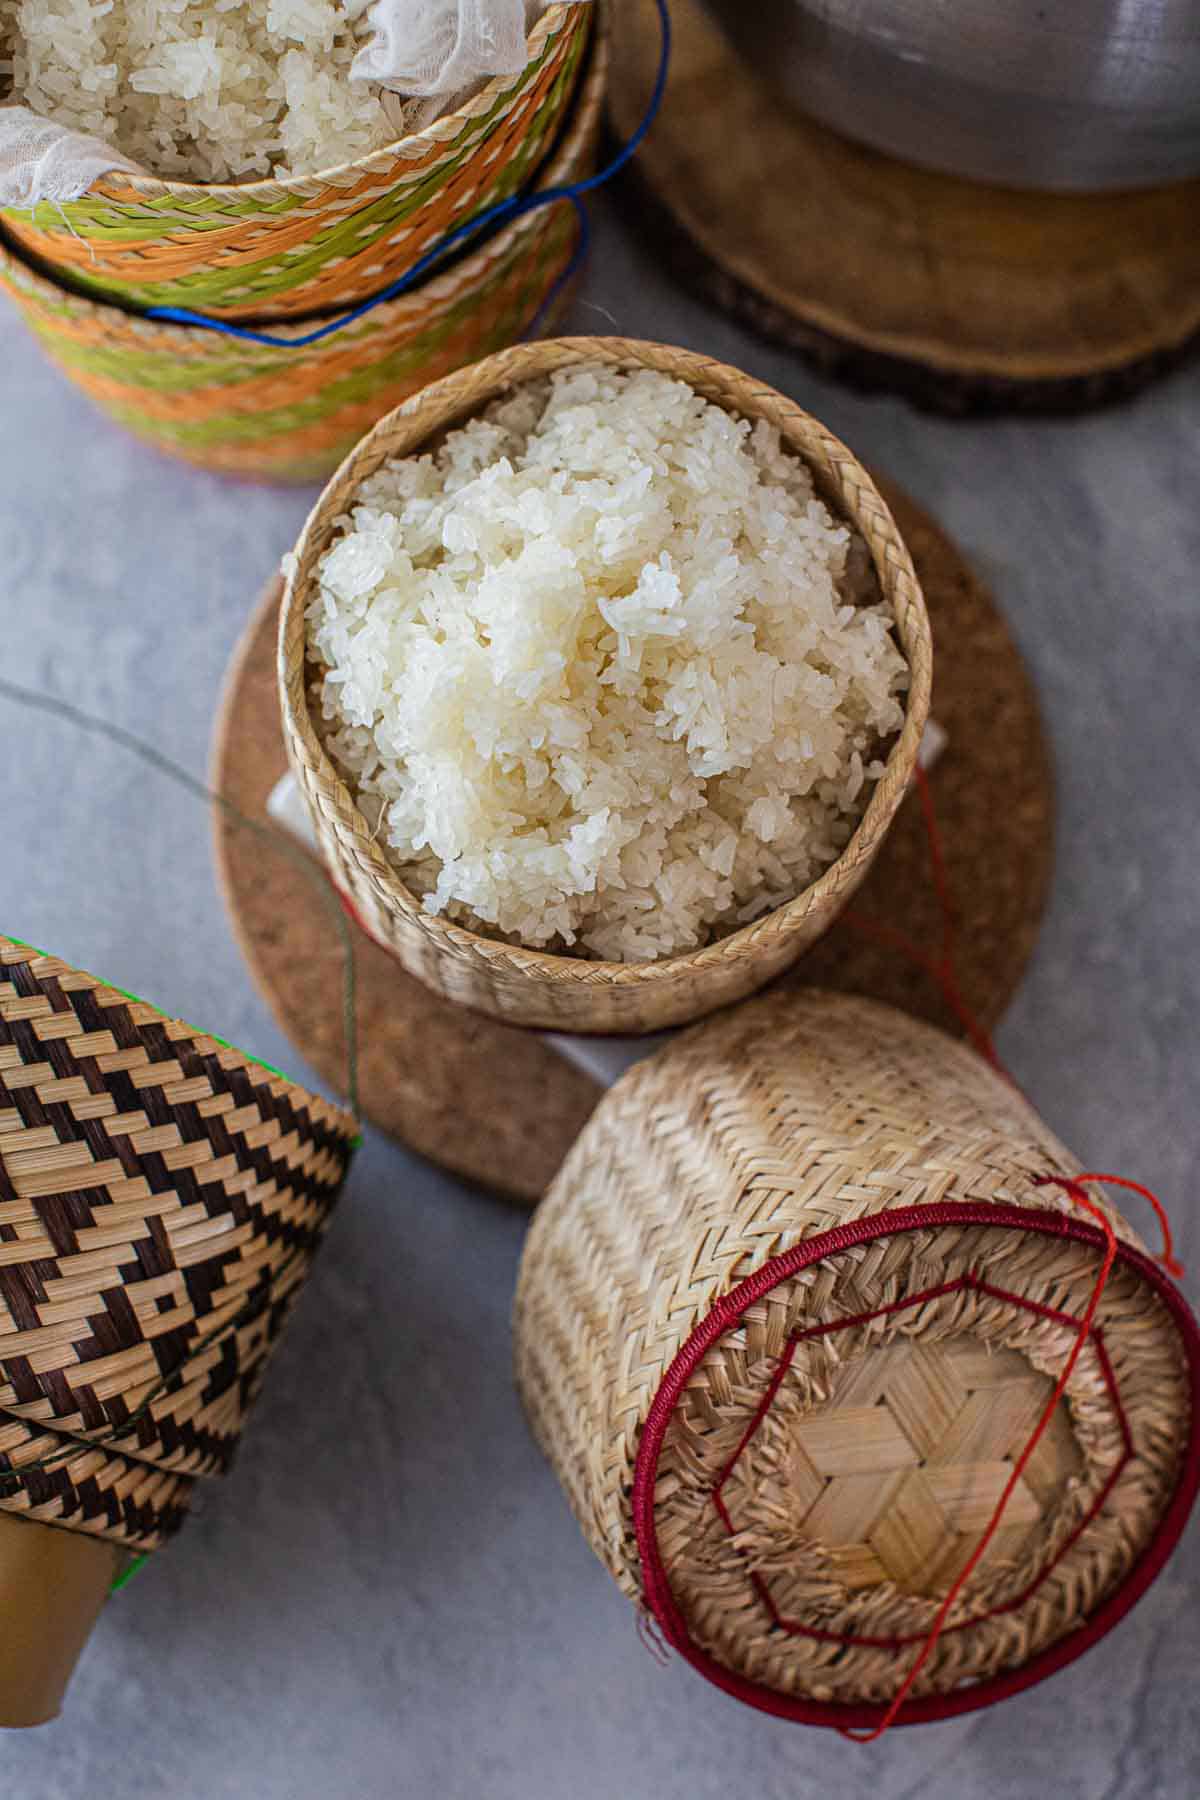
[110, 1554, 149, 1594]
[42, 73, 571, 316]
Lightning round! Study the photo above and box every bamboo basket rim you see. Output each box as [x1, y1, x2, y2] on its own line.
[0, 14, 607, 345]
[1, 3, 586, 205]
[279, 337, 933, 996]
[633, 1199, 1200, 1728]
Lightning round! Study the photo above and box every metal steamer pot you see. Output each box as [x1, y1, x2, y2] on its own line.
[705, 0, 1200, 191]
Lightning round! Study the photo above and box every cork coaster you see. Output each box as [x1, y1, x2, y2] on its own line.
[609, 0, 1200, 413]
[211, 482, 1052, 1204]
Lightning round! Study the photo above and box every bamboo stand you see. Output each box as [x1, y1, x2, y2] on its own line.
[0, 1516, 117, 1727]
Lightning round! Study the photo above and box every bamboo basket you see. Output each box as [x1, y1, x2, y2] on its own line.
[0, 4, 590, 322]
[514, 990, 1200, 1728]
[0, 17, 607, 485]
[279, 338, 933, 1034]
[0, 935, 357, 1552]
[0, 934, 356, 1720]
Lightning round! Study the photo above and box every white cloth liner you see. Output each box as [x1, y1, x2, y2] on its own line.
[264, 718, 948, 1093]
[0, 2, 580, 208]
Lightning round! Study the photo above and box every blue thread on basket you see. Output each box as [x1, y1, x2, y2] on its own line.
[145, 0, 671, 349]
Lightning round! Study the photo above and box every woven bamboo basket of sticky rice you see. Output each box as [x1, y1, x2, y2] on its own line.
[0, 16, 607, 485]
[0, 934, 357, 1722]
[514, 990, 1200, 1728]
[0, 4, 591, 323]
[279, 337, 933, 1034]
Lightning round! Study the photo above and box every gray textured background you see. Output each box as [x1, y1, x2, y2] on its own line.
[1, 194, 1198, 1797]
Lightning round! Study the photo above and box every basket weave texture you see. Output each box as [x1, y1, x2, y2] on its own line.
[0, 939, 356, 1553]
[0, 4, 589, 322]
[0, 11, 607, 484]
[514, 990, 1196, 1722]
[280, 337, 932, 1033]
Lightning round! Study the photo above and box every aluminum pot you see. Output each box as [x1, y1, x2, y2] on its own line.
[706, 0, 1200, 191]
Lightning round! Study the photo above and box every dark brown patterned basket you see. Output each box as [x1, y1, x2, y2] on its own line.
[0, 936, 357, 1554]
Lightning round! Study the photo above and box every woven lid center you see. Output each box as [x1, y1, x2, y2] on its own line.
[783, 1339, 1083, 1597]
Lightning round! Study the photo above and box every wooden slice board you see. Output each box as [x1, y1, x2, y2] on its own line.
[211, 483, 1052, 1205]
[609, 0, 1200, 413]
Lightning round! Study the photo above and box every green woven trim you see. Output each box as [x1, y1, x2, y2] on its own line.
[4, 15, 570, 258]
[24, 205, 573, 420]
[23, 325, 279, 393]
[46, 54, 575, 314]
[118, 220, 568, 449]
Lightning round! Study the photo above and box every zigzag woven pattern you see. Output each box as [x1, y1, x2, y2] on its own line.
[0, 939, 356, 1551]
[771, 1340, 1083, 1597]
[280, 337, 933, 1031]
[0, 3, 589, 321]
[514, 990, 1192, 1714]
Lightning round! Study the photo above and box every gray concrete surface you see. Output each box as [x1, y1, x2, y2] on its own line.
[1, 194, 1198, 1798]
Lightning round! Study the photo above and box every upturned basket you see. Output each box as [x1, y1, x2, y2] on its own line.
[0, 935, 357, 1556]
[279, 338, 933, 1034]
[0, 15, 606, 485]
[514, 990, 1200, 1728]
[0, 4, 590, 322]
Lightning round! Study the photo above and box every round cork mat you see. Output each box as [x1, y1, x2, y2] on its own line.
[609, 0, 1200, 413]
[211, 482, 1052, 1204]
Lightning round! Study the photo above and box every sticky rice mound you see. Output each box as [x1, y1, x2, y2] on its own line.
[1, 1, 388, 181]
[307, 365, 908, 963]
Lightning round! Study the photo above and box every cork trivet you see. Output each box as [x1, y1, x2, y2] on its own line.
[211, 483, 1052, 1204]
[609, 0, 1200, 414]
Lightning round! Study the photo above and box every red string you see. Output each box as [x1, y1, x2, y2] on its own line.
[345, 749, 1186, 1732]
[839, 1165, 1189, 1742]
[844, 766, 1004, 1072]
[837, 1177, 1116, 1740]
[831, 770, 1186, 1740]
[1064, 1174, 1185, 1281]
[710, 1270, 1135, 1651]
[636, 1605, 671, 1666]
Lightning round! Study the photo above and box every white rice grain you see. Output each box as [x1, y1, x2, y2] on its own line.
[2, 1, 388, 180]
[309, 366, 909, 962]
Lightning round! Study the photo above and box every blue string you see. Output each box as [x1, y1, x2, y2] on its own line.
[146, 0, 671, 350]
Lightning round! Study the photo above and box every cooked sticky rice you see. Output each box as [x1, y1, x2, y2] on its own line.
[1, 1, 389, 180]
[306, 365, 908, 962]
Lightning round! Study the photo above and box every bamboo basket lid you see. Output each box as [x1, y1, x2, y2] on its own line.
[277, 336, 932, 1035]
[0, 936, 358, 1721]
[214, 481, 1051, 1201]
[609, 0, 1200, 413]
[514, 990, 1200, 1727]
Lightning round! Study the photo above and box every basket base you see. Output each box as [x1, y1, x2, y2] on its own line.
[211, 480, 1052, 1203]
[609, 0, 1200, 414]
[0, 1516, 117, 1727]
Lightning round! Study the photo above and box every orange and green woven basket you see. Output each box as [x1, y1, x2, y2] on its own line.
[0, 3, 591, 323]
[0, 10, 607, 484]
